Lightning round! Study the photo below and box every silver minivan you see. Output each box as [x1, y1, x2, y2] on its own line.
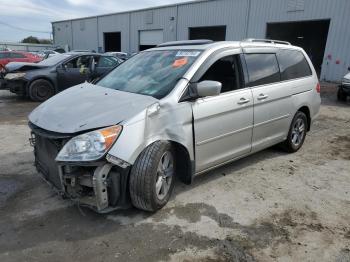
[29, 39, 321, 213]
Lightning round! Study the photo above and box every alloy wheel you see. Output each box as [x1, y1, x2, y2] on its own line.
[155, 151, 174, 200]
[291, 118, 305, 147]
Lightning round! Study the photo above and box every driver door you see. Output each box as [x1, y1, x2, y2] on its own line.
[192, 53, 253, 172]
[57, 55, 92, 91]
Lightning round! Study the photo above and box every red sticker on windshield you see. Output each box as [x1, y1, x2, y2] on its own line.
[172, 57, 188, 68]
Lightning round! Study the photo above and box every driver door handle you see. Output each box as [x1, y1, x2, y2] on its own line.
[237, 97, 250, 105]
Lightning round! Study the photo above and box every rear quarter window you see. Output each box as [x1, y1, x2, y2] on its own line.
[244, 53, 280, 87]
[277, 49, 312, 81]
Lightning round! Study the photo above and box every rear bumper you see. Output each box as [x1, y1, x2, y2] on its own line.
[30, 125, 131, 213]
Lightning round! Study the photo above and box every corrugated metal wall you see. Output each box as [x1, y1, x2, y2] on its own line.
[52, 0, 350, 81]
[52, 21, 73, 49]
[130, 6, 177, 52]
[71, 17, 98, 51]
[97, 13, 130, 52]
[177, 0, 249, 40]
[0, 42, 54, 52]
[247, 0, 350, 81]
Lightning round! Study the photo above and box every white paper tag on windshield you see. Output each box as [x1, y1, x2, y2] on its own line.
[176, 51, 201, 57]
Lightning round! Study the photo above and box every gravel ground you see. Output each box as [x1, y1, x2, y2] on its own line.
[0, 84, 349, 262]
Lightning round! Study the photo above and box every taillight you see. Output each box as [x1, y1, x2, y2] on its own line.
[316, 83, 321, 93]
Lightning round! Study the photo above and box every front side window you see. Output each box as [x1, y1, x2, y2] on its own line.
[199, 55, 243, 93]
[64, 55, 91, 69]
[277, 49, 312, 81]
[244, 53, 280, 87]
[96, 56, 120, 68]
[98, 50, 201, 99]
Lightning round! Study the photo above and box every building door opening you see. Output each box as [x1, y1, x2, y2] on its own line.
[189, 26, 226, 41]
[139, 30, 164, 51]
[104, 32, 121, 52]
[266, 20, 330, 75]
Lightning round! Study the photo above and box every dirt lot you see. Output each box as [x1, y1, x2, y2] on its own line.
[0, 84, 349, 262]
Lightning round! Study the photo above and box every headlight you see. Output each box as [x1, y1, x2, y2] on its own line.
[56, 125, 122, 162]
[4, 72, 26, 80]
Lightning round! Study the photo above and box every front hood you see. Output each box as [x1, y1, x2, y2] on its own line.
[5, 62, 47, 72]
[29, 83, 158, 134]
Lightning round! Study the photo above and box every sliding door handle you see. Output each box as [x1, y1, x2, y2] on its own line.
[257, 94, 269, 100]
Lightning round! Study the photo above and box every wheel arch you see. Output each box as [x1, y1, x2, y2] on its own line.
[170, 140, 194, 185]
[297, 106, 311, 131]
[139, 139, 194, 185]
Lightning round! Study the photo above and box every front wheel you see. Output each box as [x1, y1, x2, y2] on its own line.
[28, 79, 55, 102]
[129, 141, 175, 212]
[282, 111, 307, 153]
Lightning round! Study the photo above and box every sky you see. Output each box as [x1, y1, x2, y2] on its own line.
[0, 0, 192, 42]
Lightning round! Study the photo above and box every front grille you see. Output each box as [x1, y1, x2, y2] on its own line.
[29, 123, 71, 189]
[34, 134, 64, 189]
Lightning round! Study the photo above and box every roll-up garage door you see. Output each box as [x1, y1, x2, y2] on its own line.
[139, 30, 164, 51]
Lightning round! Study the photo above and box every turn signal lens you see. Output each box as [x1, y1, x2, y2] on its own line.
[99, 125, 123, 150]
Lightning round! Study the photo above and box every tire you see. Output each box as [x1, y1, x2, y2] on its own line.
[28, 79, 55, 102]
[282, 111, 308, 153]
[129, 141, 175, 212]
[337, 87, 347, 102]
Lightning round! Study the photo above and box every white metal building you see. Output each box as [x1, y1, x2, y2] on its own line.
[52, 0, 350, 82]
[0, 42, 54, 52]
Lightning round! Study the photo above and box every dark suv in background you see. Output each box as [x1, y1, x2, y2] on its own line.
[1, 52, 122, 101]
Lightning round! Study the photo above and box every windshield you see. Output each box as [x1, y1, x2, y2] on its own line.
[97, 50, 201, 99]
[38, 54, 71, 66]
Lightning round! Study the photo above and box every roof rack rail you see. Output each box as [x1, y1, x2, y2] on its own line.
[157, 39, 213, 47]
[242, 38, 291, 45]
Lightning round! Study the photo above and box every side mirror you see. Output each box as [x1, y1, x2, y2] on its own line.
[196, 80, 222, 97]
[348, 66, 350, 71]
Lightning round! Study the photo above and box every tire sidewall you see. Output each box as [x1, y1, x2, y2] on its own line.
[129, 141, 176, 211]
[287, 112, 307, 152]
[29, 79, 55, 102]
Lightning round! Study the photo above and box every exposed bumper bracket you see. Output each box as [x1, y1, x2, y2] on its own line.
[93, 164, 112, 211]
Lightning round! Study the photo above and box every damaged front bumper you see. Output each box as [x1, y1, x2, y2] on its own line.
[30, 124, 131, 213]
[7, 79, 27, 95]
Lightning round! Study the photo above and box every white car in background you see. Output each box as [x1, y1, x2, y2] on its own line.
[105, 51, 129, 60]
[338, 67, 350, 101]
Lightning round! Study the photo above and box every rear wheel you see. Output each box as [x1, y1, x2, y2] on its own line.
[129, 141, 175, 212]
[337, 87, 347, 102]
[28, 79, 55, 102]
[282, 111, 307, 153]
